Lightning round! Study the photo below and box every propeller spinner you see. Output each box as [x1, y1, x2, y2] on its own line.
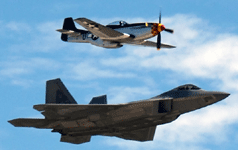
[151, 12, 174, 50]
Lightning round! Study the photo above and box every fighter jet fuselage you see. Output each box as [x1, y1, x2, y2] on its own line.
[8, 79, 229, 144]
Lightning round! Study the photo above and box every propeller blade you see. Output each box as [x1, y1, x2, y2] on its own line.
[159, 11, 161, 24]
[157, 32, 161, 50]
[164, 28, 174, 34]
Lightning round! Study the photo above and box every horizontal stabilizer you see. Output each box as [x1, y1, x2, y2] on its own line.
[61, 135, 91, 144]
[46, 78, 77, 104]
[8, 118, 49, 128]
[56, 29, 87, 35]
[56, 29, 78, 35]
[89, 95, 107, 104]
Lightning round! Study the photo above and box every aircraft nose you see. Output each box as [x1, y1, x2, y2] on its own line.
[214, 92, 230, 101]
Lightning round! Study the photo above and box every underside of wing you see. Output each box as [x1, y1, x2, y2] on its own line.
[74, 18, 125, 40]
[60, 135, 91, 144]
[104, 126, 157, 141]
[128, 40, 176, 48]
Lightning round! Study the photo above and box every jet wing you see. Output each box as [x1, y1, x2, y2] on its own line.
[8, 118, 51, 128]
[74, 18, 127, 40]
[60, 135, 91, 144]
[112, 126, 157, 141]
[33, 104, 125, 119]
[129, 40, 176, 48]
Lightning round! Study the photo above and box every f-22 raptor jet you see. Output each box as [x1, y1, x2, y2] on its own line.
[56, 13, 175, 50]
[9, 78, 229, 144]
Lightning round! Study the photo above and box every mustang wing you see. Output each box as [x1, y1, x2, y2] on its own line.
[128, 40, 176, 48]
[74, 18, 124, 39]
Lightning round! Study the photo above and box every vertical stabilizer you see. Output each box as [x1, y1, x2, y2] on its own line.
[46, 78, 77, 104]
[89, 95, 107, 104]
[62, 17, 77, 31]
[61, 17, 77, 42]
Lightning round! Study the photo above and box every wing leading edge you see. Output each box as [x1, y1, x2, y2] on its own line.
[74, 18, 126, 40]
[127, 40, 176, 49]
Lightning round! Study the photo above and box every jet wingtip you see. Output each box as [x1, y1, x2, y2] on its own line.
[8, 119, 19, 127]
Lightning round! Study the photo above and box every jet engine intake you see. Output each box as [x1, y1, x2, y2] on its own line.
[158, 100, 172, 113]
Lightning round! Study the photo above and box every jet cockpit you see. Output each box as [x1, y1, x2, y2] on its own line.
[172, 84, 201, 91]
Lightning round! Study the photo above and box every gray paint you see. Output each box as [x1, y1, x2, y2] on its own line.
[8, 79, 229, 144]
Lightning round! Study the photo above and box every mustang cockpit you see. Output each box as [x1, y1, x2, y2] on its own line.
[107, 20, 128, 26]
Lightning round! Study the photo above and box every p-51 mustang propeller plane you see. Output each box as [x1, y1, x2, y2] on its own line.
[56, 13, 175, 50]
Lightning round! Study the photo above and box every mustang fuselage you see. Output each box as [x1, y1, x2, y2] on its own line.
[65, 23, 154, 48]
[58, 18, 175, 49]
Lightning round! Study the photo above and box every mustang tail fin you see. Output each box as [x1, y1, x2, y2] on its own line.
[46, 78, 77, 104]
[60, 17, 77, 42]
[62, 17, 77, 31]
[89, 95, 107, 104]
[57, 17, 87, 42]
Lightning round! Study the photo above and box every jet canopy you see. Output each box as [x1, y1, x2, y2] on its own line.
[107, 20, 128, 26]
[172, 84, 201, 91]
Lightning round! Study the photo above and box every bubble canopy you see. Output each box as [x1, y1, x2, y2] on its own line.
[172, 84, 201, 91]
[107, 20, 128, 26]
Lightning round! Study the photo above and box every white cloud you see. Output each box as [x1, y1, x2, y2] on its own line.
[67, 61, 136, 81]
[0, 57, 60, 86]
[10, 79, 34, 88]
[107, 86, 155, 104]
[5, 21, 32, 33]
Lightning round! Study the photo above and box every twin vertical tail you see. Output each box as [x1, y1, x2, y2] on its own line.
[46, 78, 77, 104]
[46, 78, 107, 104]
[89, 95, 107, 104]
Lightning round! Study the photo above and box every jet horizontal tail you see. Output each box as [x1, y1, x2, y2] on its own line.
[8, 118, 49, 128]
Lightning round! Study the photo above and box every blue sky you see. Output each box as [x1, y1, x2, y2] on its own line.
[1, 0, 238, 150]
